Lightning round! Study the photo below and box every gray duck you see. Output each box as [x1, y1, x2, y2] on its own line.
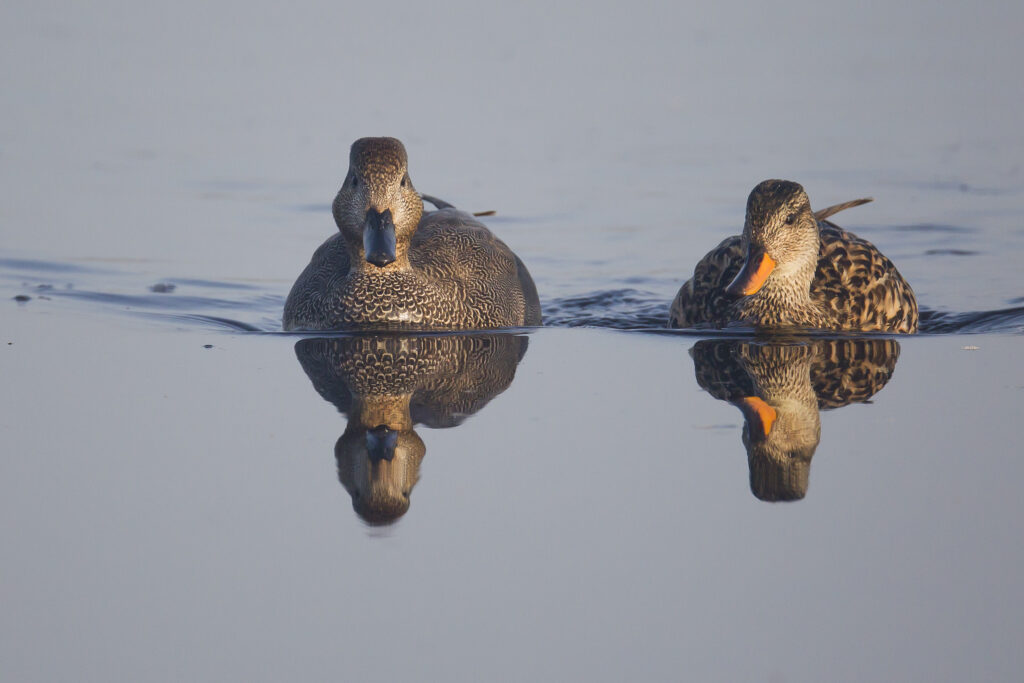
[670, 180, 918, 332]
[295, 334, 528, 525]
[284, 137, 541, 330]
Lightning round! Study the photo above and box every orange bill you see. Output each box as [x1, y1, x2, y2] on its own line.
[737, 396, 777, 438]
[726, 249, 776, 296]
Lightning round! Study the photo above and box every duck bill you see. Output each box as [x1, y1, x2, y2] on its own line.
[365, 425, 398, 462]
[736, 396, 777, 439]
[726, 247, 776, 296]
[363, 209, 397, 267]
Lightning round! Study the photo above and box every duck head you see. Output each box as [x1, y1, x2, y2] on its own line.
[333, 137, 424, 270]
[738, 395, 820, 501]
[336, 423, 426, 526]
[727, 180, 819, 297]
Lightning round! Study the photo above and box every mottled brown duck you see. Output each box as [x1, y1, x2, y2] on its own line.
[669, 180, 918, 332]
[284, 137, 541, 330]
[691, 338, 901, 501]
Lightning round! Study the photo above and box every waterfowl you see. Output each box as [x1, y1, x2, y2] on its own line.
[669, 180, 918, 332]
[691, 338, 901, 501]
[283, 137, 541, 330]
[295, 334, 528, 524]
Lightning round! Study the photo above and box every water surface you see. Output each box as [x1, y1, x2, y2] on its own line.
[3, 1, 1024, 682]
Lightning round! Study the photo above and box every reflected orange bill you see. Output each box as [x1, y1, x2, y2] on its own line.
[737, 396, 777, 438]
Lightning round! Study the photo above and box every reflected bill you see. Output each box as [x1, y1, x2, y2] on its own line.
[690, 338, 901, 501]
[295, 333, 529, 525]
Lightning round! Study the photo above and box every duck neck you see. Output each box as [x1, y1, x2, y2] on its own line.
[762, 256, 816, 304]
[748, 345, 819, 413]
[352, 394, 415, 431]
[348, 252, 413, 274]
[740, 244, 821, 326]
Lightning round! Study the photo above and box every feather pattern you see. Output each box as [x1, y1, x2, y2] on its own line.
[669, 194, 918, 332]
[284, 209, 541, 330]
[690, 338, 901, 501]
[283, 138, 541, 331]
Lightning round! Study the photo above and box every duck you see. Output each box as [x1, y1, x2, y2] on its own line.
[283, 137, 542, 330]
[295, 333, 529, 524]
[690, 338, 901, 501]
[669, 179, 918, 332]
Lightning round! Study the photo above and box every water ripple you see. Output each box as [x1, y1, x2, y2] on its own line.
[4, 256, 1023, 335]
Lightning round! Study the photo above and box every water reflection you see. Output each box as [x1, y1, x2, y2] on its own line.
[295, 334, 528, 524]
[690, 338, 901, 502]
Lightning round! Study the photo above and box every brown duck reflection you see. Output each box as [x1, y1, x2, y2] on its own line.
[691, 338, 901, 502]
[295, 334, 528, 525]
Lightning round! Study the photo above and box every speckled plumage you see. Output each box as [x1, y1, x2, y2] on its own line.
[295, 334, 528, 524]
[296, 334, 528, 427]
[669, 180, 918, 332]
[283, 137, 541, 331]
[691, 338, 901, 501]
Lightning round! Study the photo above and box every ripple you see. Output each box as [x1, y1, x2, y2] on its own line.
[542, 289, 667, 329]
[918, 306, 1024, 334]
[4, 255, 1023, 335]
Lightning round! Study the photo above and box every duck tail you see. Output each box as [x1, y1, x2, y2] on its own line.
[420, 193, 496, 217]
[814, 197, 873, 221]
[420, 193, 456, 210]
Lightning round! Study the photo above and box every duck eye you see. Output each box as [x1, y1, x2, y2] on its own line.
[784, 212, 796, 225]
[349, 174, 359, 189]
[400, 175, 409, 188]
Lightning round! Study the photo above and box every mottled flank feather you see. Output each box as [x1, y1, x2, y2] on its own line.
[295, 334, 528, 428]
[810, 338, 900, 409]
[809, 222, 918, 333]
[669, 188, 918, 332]
[690, 337, 901, 409]
[670, 235, 745, 329]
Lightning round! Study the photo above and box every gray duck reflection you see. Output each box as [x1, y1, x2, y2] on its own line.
[295, 334, 528, 525]
[690, 339, 900, 501]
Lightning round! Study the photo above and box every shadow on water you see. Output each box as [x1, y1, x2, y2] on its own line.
[690, 338, 901, 502]
[3, 255, 1024, 335]
[294, 334, 529, 526]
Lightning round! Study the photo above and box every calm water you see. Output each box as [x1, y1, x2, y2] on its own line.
[3, 1, 1024, 681]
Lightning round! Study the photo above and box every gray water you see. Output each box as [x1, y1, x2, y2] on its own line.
[3, 1, 1024, 681]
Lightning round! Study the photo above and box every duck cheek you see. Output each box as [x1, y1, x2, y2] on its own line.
[726, 249, 777, 296]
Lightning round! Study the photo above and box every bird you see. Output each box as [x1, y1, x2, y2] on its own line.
[283, 137, 541, 330]
[295, 333, 529, 525]
[669, 179, 918, 332]
[690, 338, 901, 501]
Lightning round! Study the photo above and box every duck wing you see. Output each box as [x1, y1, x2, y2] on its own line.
[810, 339, 901, 409]
[669, 235, 744, 327]
[411, 210, 541, 327]
[811, 224, 919, 332]
[690, 339, 758, 401]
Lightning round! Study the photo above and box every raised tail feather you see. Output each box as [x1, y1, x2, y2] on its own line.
[420, 193, 456, 210]
[421, 193, 496, 217]
[813, 197, 872, 221]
